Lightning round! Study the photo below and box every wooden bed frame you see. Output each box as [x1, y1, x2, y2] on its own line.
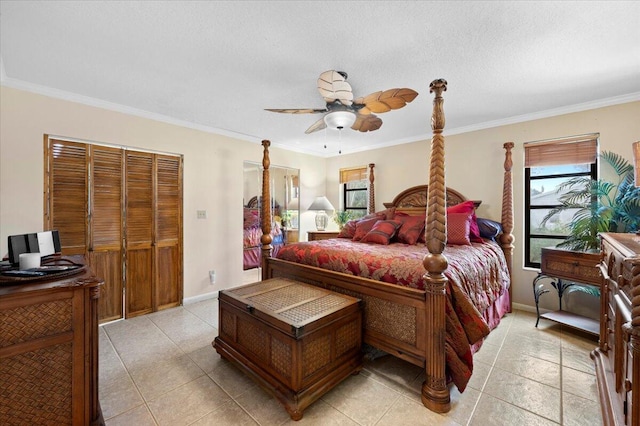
[258, 79, 515, 413]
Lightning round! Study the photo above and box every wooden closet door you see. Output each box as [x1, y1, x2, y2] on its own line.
[125, 151, 154, 318]
[155, 155, 183, 310]
[89, 145, 124, 323]
[46, 139, 88, 255]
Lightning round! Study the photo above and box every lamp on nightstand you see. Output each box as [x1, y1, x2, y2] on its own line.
[308, 196, 335, 231]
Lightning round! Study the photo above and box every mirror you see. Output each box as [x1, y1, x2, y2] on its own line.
[243, 161, 299, 270]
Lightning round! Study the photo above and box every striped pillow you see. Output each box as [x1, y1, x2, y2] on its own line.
[361, 220, 402, 245]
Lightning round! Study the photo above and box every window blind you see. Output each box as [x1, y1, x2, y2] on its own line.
[524, 134, 598, 167]
[339, 166, 367, 183]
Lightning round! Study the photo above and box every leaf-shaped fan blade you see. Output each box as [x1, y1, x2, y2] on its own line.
[351, 114, 382, 132]
[305, 117, 328, 134]
[265, 108, 327, 114]
[354, 88, 418, 114]
[317, 70, 353, 106]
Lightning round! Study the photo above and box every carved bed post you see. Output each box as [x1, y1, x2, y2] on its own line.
[500, 142, 515, 311]
[260, 140, 273, 281]
[421, 78, 450, 413]
[368, 163, 375, 214]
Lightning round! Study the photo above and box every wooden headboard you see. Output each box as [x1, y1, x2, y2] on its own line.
[383, 185, 481, 215]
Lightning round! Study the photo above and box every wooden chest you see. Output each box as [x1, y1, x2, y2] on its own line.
[213, 278, 362, 420]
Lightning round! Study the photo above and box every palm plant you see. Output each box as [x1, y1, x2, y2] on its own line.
[541, 150, 640, 251]
[333, 210, 354, 230]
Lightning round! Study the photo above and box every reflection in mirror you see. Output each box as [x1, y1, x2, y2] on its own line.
[242, 161, 299, 270]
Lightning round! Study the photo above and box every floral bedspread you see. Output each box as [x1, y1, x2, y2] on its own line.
[276, 239, 510, 391]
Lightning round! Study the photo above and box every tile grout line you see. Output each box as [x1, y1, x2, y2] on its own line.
[465, 310, 515, 425]
[101, 325, 161, 425]
[149, 304, 259, 426]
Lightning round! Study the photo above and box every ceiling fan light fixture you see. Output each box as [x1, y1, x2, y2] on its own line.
[323, 111, 356, 130]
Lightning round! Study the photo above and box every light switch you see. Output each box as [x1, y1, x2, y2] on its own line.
[197, 210, 207, 219]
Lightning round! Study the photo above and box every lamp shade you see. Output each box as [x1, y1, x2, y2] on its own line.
[634, 141, 640, 187]
[323, 111, 356, 129]
[308, 196, 335, 212]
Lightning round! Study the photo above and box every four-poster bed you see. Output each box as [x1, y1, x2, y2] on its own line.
[257, 79, 515, 413]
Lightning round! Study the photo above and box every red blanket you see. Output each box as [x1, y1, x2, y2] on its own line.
[276, 239, 510, 391]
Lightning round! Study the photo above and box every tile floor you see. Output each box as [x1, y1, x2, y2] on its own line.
[99, 297, 603, 425]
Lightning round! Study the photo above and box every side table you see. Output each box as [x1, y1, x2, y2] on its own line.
[532, 247, 601, 335]
[307, 231, 340, 241]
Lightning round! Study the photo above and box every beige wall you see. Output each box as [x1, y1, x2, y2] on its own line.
[326, 101, 640, 312]
[2, 84, 638, 312]
[0, 86, 325, 299]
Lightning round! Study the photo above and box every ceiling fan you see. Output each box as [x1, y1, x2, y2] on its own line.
[265, 70, 418, 134]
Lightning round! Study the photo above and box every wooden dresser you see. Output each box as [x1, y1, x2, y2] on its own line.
[0, 256, 103, 425]
[592, 233, 640, 426]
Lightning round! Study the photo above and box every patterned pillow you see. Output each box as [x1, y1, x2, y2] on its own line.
[337, 219, 358, 238]
[393, 213, 425, 245]
[446, 201, 482, 242]
[447, 212, 472, 245]
[361, 211, 387, 220]
[352, 217, 380, 241]
[361, 220, 402, 245]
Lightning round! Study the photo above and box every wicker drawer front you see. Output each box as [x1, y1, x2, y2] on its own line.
[541, 247, 600, 285]
[0, 342, 73, 425]
[0, 297, 72, 347]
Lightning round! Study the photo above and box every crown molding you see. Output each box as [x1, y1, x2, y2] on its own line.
[3, 71, 638, 159]
[323, 92, 640, 157]
[445, 92, 640, 137]
[0, 74, 262, 145]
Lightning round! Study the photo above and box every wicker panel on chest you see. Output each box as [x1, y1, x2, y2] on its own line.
[0, 256, 103, 425]
[214, 278, 363, 421]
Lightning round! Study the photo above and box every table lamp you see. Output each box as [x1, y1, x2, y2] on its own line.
[308, 196, 335, 231]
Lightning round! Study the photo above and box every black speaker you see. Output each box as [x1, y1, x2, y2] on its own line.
[7, 232, 60, 265]
[51, 230, 61, 253]
[8, 234, 29, 265]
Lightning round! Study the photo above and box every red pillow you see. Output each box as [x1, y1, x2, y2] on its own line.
[394, 213, 425, 245]
[447, 212, 472, 245]
[337, 219, 357, 238]
[361, 211, 387, 220]
[352, 218, 380, 241]
[446, 201, 482, 243]
[361, 220, 402, 245]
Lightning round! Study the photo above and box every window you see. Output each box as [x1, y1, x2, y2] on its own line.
[524, 134, 598, 268]
[340, 166, 368, 219]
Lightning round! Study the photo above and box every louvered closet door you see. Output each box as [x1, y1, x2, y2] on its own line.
[46, 137, 183, 322]
[47, 140, 88, 255]
[155, 155, 183, 310]
[89, 145, 124, 322]
[125, 151, 155, 318]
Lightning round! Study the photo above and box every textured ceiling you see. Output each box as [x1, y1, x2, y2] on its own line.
[1, 1, 639, 157]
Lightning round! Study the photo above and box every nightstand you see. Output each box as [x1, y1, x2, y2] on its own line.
[307, 231, 340, 241]
[284, 228, 299, 243]
[532, 247, 601, 335]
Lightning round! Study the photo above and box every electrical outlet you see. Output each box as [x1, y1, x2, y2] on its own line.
[209, 270, 216, 284]
[197, 210, 207, 219]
